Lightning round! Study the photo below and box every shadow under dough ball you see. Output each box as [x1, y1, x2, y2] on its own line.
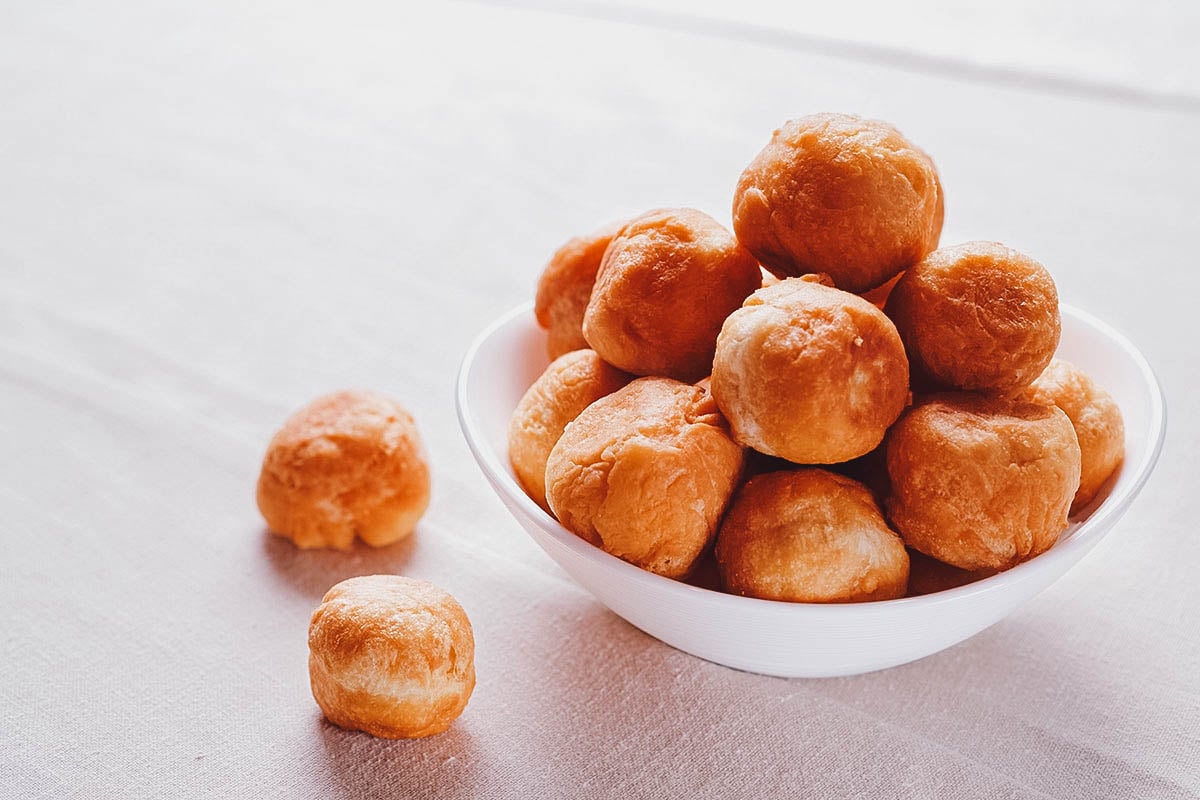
[885, 241, 1061, 393]
[308, 575, 475, 739]
[715, 469, 909, 603]
[544, 376, 745, 579]
[257, 390, 431, 550]
[886, 393, 1082, 572]
[582, 207, 761, 382]
[733, 112, 944, 293]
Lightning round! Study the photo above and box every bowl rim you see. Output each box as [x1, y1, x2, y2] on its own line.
[456, 301, 1167, 615]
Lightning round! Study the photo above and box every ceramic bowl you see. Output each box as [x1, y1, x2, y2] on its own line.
[456, 303, 1165, 677]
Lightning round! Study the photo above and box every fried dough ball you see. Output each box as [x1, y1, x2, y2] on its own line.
[711, 278, 909, 464]
[886, 394, 1081, 571]
[508, 349, 629, 511]
[733, 113, 943, 293]
[885, 241, 1061, 393]
[715, 469, 909, 603]
[308, 576, 474, 739]
[545, 377, 745, 578]
[1020, 359, 1125, 513]
[257, 391, 431, 550]
[860, 271, 903, 310]
[534, 221, 625, 359]
[583, 208, 761, 382]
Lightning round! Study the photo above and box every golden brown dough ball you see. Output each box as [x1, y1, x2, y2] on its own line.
[308, 576, 474, 739]
[1020, 359, 1125, 513]
[545, 377, 745, 578]
[715, 469, 909, 603]
[534, 221, 625, 360]
[711, 278, 909, 464]
[886, 394, 1081, 571]
[733, 113, 943, 293]
[508, 350, 629, 511]
[885, 241, 1061, 393]
[257, 391, 431, 550]
[583, 208, 761, 382]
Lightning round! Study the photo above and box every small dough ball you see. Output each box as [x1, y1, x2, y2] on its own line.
[886, 241, 1061, 393]
[534, 221, 624, 359]
[545, 377, 745, 578]
[257, 391, 431, 550]
[733, 113, 943, 293]
[715, 469, 909, 603]
[711, 278, 909, 464]
[508, 350, 629, 511]
[886, 394, 1082, 571]
[583, 208, 761, 381]
[1020, 359, 1125, 513]
[308, 576, 474, 739]
[860, 271, 903, 310]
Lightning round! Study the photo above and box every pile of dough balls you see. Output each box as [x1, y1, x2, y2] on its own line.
[257, 391, 475, 739]
[512, 112, 1125, 603]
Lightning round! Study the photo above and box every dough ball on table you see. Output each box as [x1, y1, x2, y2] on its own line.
[308, 575, 474, 739]
[534, 220, 625, 360]
[507, 349, 630, 512]
[257, 391, 431, 550]
[886, 394, 1082, 572]
[715, 469, 909, 603]
[583, 208, 761, 382]
[711, 278, 909, 464]
[885, 241, 1061, 393]
[733, 113, 943, 293]
[545, 377, 745, 579]
[1020, 359, 1125, 513]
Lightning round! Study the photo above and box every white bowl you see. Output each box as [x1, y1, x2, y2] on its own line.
[456, 303, 1166, 677]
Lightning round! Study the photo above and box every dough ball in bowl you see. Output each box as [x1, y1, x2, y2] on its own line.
[534, 220, 625, 360]
[308, 575, 474, 739]
[885, 241, 1061, 393]
[583, 207, 761, 382]
[545, 377, 745, 579]
[886, 394, 1082, 572]
[508, 349, 630, 511]
[257, 391, 431, 550]
[733, 113, 943, 293]
[1020, 359, 1125, 513]
[711, 278, 909, 464]
[715, 469, 909, 603]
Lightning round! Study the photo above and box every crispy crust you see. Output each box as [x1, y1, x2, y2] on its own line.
[885, 394, 1082, 571]
[1020, 359, 1125, 513]
[885, 241, 1061, 393]
[308, 575, 475, 739]
[544, 377, 745, 578]
[711, 278, 909, 464]
[507, 350, 630, 511]
[583, 208, 761, 382]
[256, 391, 431, 550]
[733, 113, 943, 293]
[716, 469, 909, 603]
[534, 221, 626, 360]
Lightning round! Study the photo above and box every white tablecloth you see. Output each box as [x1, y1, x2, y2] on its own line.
[3, 2, 1197, 797]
